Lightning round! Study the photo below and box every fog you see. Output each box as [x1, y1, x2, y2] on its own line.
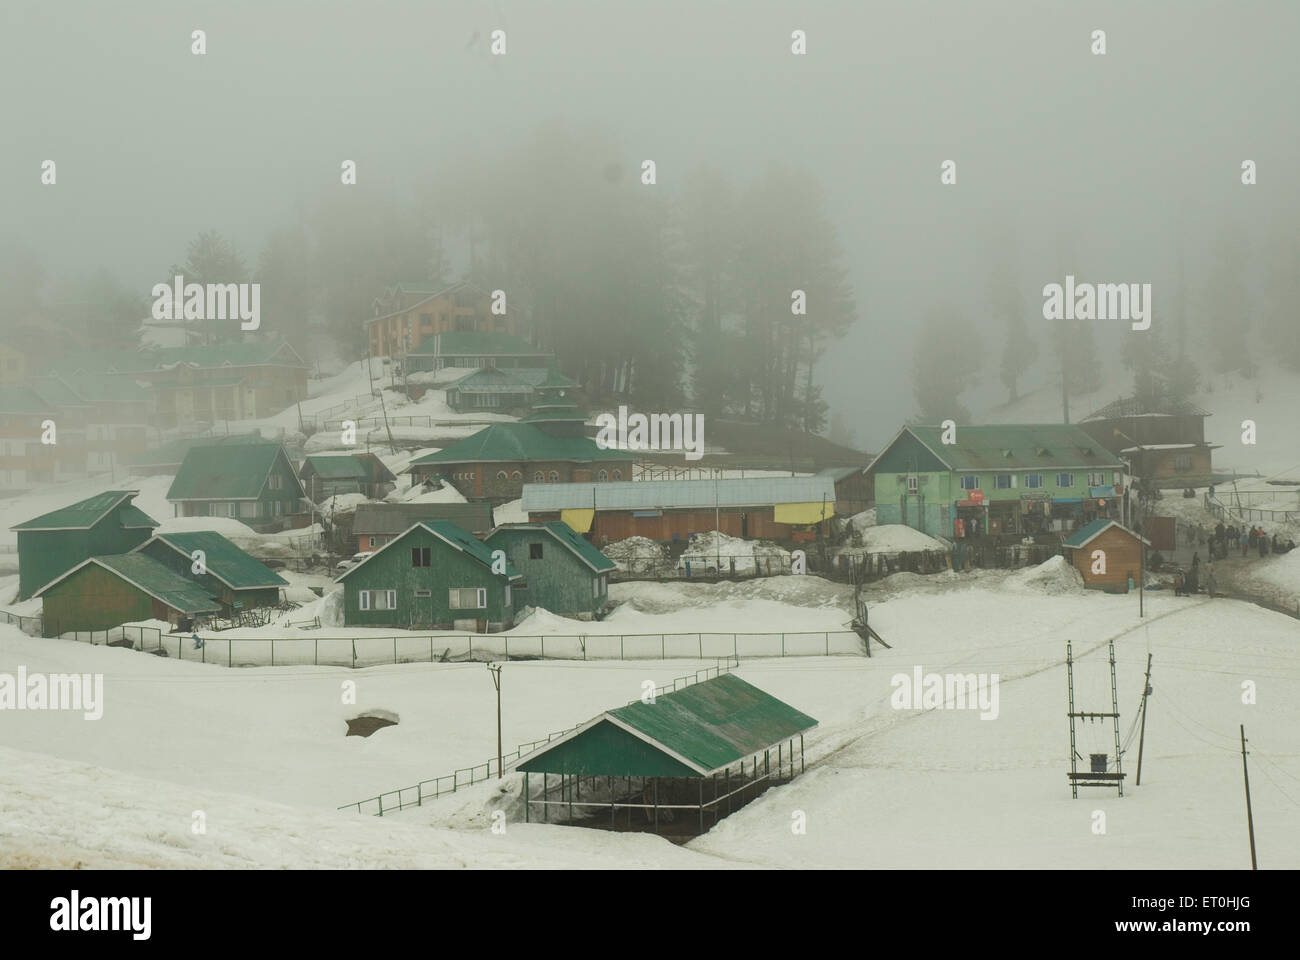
[2, 0, 1297, 451]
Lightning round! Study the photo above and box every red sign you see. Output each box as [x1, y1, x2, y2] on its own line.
[968, 490, 985, 503]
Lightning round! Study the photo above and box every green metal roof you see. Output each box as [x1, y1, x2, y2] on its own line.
[149, 341, 305, 370]
[533, 368, 579, 391]
[515, 674, 818, 777]
[487, 522, 616, 573]
[336, 520, 520, 582]
[141, 530, 288, 588]
[407, 422, 627, 466]
[1062, 518, 1150, 549]
[408, 331, 553, 358]
[903, 424, 1125, 471]
[122, 432, 266, 468]
[302, 455, 370, 480]
[167, 442, 304, 501]
[36, 553, 221, 615]
[446, 368, 536, 394]
[12, 491, 157, 532]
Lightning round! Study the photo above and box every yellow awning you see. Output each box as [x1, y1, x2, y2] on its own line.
[773, 501, 833, 525]
[560, 508, 595, 533]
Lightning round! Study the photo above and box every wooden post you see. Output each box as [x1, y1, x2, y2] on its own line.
[1241, 725, 1257, 869]
[525, 772, 530, 823]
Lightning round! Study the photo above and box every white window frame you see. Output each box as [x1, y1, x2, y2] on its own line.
[1057, 473, 1074, 488]
[504, 585, 511, 606]
[359, 590, 371, 611]
[906, 475, 919, 493]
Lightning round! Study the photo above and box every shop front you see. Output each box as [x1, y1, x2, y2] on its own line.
[987, 499, 1020, 536]
[954, 491, 985, 538]
[1019, 493, 1051, 535]
[1084, 487, 1120, 524]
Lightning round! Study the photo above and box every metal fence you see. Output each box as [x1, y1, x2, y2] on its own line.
[1206, 492, 1300, 525]
[338, 656, 741, 817]
[42, 623, 164, 649]
[130, 629, 863, 667]
[0, 609, 43, 634]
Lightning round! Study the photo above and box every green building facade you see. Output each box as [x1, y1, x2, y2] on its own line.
[336, 521, 521, 631]
[484, 522, 615, 620]
[135, 530, 286, 616]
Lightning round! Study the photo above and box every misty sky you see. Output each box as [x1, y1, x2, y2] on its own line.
[3, 0, 1297, 452]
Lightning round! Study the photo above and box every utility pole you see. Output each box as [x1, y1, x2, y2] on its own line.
[488, 663, 503, 778]
[1240, 724, 1257, 869]
[1135, 654, 1153, 785]
[1139, 536, 1145, 618]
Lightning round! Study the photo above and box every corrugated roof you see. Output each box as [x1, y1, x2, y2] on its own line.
[408, 423, 627, 466]
[487, 522, 616, 573]
[302, 455, 370, 480]
[167, 442, 304, 501]
[1082, 395, 1210, 422]
[515, 674, 818, 777]
[522, 475, 837, 512]
[36, 553, 221, 615]
[905, 424, 1124, 471]
[336, 520, 520, 582]
[141, 531, 288, 589]
[408, 331, 553, 358]
[1062, 519, 1151, 549]
[446, 368, 536, 394]
[352, 502, 495, 535]
[12, 491, 157, 532]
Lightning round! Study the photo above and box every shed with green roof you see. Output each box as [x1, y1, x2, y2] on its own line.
[11, 491, 158, 600]
[512, 672, 817, 835]
[484, 521, 616, 620]
[335, 520, 521, 631]
[135, 530, 287, 615]
[34, 553, 221, 636]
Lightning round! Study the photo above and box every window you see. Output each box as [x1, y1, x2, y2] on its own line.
[449, 587, 487, 609]
[597, 470, 608, 481]
[1174, 455, 1193, 472]
[359, 590, 396, 610]
[960, 475, 979, 490]
[1087, 472, 1106, 487]
[496, 471, 508, 481]
[269, 474, 284, 490]
[995, 474, 1013, 489]
[414, 589, 431, 598]
[906, 475, 919, 493]
[533, 472, 544, 483]
[593, 575, 606, 598]
[1025, 474, 1043, 489]
[612, 470, 622, 481]
[548, 471, 559, 482]
[225, 502, 239, 517]
[504, 585, 511, 606]
[529, 542, 544, 560]
[359, 590, 370, 611]
[411, 547, 431, 567]
[512, 471, 522, 481]
[1056, 473, 1074, 488]
[368, 536, 377, 548]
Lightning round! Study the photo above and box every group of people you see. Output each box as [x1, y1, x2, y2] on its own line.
[1174, 552, 1217, 597]
[1204, 522, 1296, 560]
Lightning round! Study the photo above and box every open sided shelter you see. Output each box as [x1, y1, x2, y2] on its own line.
[512, 673, 817, 836]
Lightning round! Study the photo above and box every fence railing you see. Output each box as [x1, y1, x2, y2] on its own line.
[120, 629, 863, 668]
[1206, 492, 1300, 525]
[0, 609, 43, 634]
[338, 656, 741, 817]
[37, 623, 163, 649]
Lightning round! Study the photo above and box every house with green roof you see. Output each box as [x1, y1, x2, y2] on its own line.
[35, 553, 221, 636]
[121, 432, 267, 476]
[406, 422, 632, 502]
[139, 341, 307, 429]
[11, 491, 159, 600]
[484, 521, 616, 620]
[134, 530, 287, 615]
[869, 424, 1127, 540]
[334, 520, 522, 631]
[167, 441, 308, 531]
[405, 331, 555, 375]
[298, 453, 397, 502]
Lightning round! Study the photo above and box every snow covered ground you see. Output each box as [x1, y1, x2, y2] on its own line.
[3, 562, 1297, 869]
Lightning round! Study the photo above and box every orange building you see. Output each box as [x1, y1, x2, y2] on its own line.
[367, 281, 511, 360]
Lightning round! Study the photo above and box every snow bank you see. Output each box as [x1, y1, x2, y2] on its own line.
[494, 498, 529, 524]
[856, 524, 947, 554]
[677, 531, 790, 574]
[1002, 554, 1086, 595]
[318, 493, 370, 515]
[603, 536, 667, 574]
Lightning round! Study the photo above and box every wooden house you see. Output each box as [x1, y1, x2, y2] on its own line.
[0, 385, 59, 491]
[1061, 519, 1151, 592]
[1079, 396, 1218, 487]
[868, 424, 1126, 540]
[522, 475, 837, 544]
[353, 502, 495, 553]
[335, 521, 521, 632]
[11, 490, 158, 600]
[166, 441, 308, 531]
[485, 522, 616, 620]
[299, 453, 397, 502]
[35, 553, 221, 636]
[404, 331, 554, 376]
[367, 281, 508, 361]
[134, 530, 287, 616]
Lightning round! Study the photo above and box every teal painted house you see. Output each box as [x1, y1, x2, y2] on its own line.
[134, 530, 287, 616]
[11, 490, 158, 600]
[335, 521, 521, 631]
[485, 522, 616, 620]
[870, 425, 1126, 539]
[167, 441, 308, 531]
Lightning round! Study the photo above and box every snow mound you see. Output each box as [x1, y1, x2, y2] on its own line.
[318, 493, 370, 515]
[155, 516, 261, 543]
[603, 536, 667, 574]
[1003, 555, 1085, 594]
[677, 531, 789, 574]
[494, 498, 529, 525]
[857, 524, 947, 554]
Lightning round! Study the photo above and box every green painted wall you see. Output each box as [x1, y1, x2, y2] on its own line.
[18, 511, 152, 600]
[517, 720, 698, 777]
[41, 563, 154, 635]
[485, 528, 606, 619]
[341, 526, 514, 629]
